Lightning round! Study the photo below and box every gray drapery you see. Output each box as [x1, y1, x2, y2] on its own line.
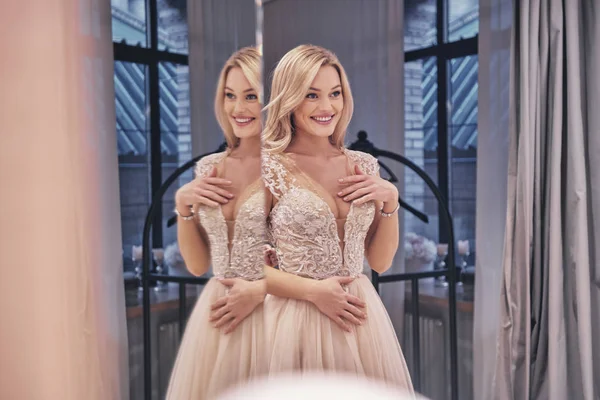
[493, 0, 600, 398]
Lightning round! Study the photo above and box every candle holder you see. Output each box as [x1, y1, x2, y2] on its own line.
[435, 244, 449, 288]
[132, 245, 144, 292]
[153, 248, 167, 292]
[456, 251, 469, 289]
[456, 240, 470, 289]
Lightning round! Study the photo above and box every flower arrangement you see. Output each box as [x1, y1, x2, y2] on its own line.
[404, 232, 437, 264]
[164, 242, 185, 269]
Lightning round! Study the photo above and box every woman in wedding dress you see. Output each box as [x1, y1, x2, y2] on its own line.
[261, 44, 414, 393]
[166, 47, 267, 399]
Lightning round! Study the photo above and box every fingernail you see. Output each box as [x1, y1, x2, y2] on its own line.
[337, 191, 342, 196]
[338, 178, 344, 182]
[344, 197, 349, 201]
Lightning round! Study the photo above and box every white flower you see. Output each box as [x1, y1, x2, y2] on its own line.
[164, 242, 185, 268]
[404, 232, 436, 263]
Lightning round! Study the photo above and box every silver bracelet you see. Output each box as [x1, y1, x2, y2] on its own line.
[174, 207, 195, 221]
[380, 202, 400, 218]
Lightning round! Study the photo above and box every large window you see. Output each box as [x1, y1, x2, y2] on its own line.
[112, 0, 190, 270]
[402, 2, 478, 398]
[403, 0, 478, 255]
[112, 1, 192, 397]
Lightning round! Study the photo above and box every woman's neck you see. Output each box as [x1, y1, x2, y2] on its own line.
[286, 131, 341, 158]
[230, 136, 260, 158]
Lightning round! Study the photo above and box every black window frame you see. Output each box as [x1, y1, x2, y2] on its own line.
[405, 0, 478, 245]
[113, 0, 189, 250]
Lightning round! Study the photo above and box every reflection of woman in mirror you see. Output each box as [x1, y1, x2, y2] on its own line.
[261, 44, 413, 392]
[166, 47, 266, 399]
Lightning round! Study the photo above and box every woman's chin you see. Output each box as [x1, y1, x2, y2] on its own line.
[233, 131, 261, 140]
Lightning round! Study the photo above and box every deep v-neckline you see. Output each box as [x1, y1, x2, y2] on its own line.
[214, 154, 262, 224]
[282, 149, 355, 221]
[278, 150, 359, 251]
[219, 177, 262, 223]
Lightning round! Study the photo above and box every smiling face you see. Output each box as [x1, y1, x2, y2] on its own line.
[223, 67, 261, 139]
[292, 65, 344, 140]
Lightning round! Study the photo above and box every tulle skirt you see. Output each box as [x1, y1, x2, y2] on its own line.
[166, 278, 267, 400]
[263, 274, 414, 394]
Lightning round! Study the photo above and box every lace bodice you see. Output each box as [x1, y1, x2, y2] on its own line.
[262, 149, 379, 280]
[193, 152, 265, 281]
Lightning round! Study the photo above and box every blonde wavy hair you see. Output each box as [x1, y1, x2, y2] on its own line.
[262, 44, 354, 153]
[214, 46, 261, 148]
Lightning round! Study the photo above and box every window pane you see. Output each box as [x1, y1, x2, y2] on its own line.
[158, 0, 188, 54]
[114, 61, 150, 270]
[448, 55, 478, 255]
[404, 57, 439, 244]
[159, 62, 191, 248]
[405, 0, 437, 52]
[448, 0, 479, 42]
[112, 0, 147, 47]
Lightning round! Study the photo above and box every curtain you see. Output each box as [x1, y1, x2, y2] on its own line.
[188, 0, 258, 156]
[472, 0, 512, 398]
[0, 1, 128, 399]
[493, 0, 600, 398]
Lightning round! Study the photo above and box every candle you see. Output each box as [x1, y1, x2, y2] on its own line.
[132, 245, 143, 261]
[457, 240, 470, 255]
[437, 243, 448, 256]
[152, 248, 165, 264]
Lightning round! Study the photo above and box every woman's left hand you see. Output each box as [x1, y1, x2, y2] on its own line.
[209, 278, 266, 334]
[338, 165, 398, 208]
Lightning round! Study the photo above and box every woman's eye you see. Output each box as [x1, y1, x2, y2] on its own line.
[331, 90, 341, 98]
[247, 94, 258, 101]
[225, 92, 235, 99]
[306, 93, 318, 99]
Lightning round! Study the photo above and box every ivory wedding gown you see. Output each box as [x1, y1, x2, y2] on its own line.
[262, 148, 414, 394]
[166, 151, 267, 400]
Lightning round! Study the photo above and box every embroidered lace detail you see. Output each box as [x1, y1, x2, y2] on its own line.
[193, 152, 265, 281]
[194, 152, 227, 178]
[227, 188, 266, 280]
[262, 152, 296, 199]
[264, 149, 379, 280]
[344, 149, 380, 176]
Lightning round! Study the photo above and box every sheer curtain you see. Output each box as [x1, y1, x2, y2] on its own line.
[187, 0, 257, 156]
[472, 0, 512, 398]
[0, 1, 128, 399]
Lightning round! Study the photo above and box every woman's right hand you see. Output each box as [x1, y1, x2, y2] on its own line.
[306, 276, 367, 332]
[175, 166, 233, 211]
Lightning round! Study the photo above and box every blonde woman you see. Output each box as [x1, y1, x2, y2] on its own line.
[166, 47, 267, 399]
[262, 45, 414, 392]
